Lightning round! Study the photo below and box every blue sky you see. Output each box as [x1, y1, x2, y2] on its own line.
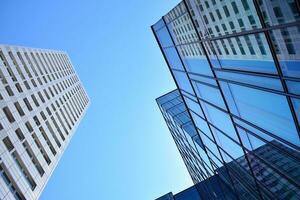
[0, 0, 193, 199]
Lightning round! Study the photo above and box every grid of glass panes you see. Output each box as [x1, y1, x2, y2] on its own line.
[153, 0, 300, 199]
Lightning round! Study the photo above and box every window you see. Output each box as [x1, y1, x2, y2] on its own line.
[216, 9, 222, 20]
[31, 94, 40, 107]
[248, 15, 256, 26]
[14, 102, 25, 116]
[32, 133, 51, 165]
[229, 21, 235, 29]
[3, 136, 14, 152]
[238, 19, 245, 29]
[38, 91, 45, 103]
[23, 97, 33, 111]
[231, 2, 239, 14]
[0, 164, 25, 200]
[39, 126, 57, 155]
[203, 15, 209, 24]
[15, 83, 23, 93]
[40, 111, 47, 120]
[15, 128, 25, 141]
[3, 106, 15, 123]
[22, 141, 45, 176]
[281, 29, 296, 54]
[5, 85, 14, 96]
[223, 6, 230, 17]
[273, 7, 283, 18]
[12, 151, 37, 190]
[25, 121, 34, 132]
[241, 0, 250, 10]
[244, 35, 255, 55]
[33, 116, 41, 126]
[209, 12, 215, 22]
[225, 83, 299, 147]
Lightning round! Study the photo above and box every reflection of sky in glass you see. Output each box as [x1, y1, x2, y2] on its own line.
[0, 1, 194, 200]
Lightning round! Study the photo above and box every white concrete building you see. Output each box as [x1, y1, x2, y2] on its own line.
[0, 45, 90, 200]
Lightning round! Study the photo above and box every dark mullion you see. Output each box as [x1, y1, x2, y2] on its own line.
[253, 0, 300, 138]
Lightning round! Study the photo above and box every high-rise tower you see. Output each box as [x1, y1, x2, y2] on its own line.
[0, 45, 89, 200]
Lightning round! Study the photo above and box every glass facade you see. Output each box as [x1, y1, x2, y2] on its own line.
[153, 1, 300, 199]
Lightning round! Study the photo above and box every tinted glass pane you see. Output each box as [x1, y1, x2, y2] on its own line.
[201, 102, 238, 142]
[286, 80, 300, 95]
[177, 43, 214, 76]
[152, 18, 165, 31]
[269, 26, 300, 78]
[188, 0, 261, 39]
[216, 70, 283, 91]
[206, 34, 277, 74]
[211, 126, 244, 161]
[155, 26, 174, 48]
[190, 112, 212, 139]
[193, 81, 226, 109]
[184, 96, 204, 118]
[291, 98, 300, 125]
[173, 71, 194, 94]
[163, 47, 184, 70]
[258, 0, 300, 26]
[226, 83, 299, 147]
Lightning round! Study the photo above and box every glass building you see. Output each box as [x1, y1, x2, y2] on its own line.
[153, 1, 300, 199]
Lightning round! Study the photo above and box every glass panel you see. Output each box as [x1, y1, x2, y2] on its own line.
[240, 132, 300, 200]
[201, 101, 239, 142]
[184, 96, 204, 118]
[206, 34, 277, 74]
[216, 151, 262, 200]
[190, 112, 212, 139]
[211, 126, 244, 161]
[202, 134, 223, 166]
[226, 83, 299, 147]
[177, 43, 214, 76]
[286, 80, 300, 95]
[155, 26, 174, 48]
[166, 13, 198, 46]
[152, 18, 165, 31]
[258, 0, 300, 26]
[163, 47, 184, 70]
[173, 71, 194, 94]
[193, 81, 226, 109]
[188, 0, 261, 39]
[216, 70, 284, 91]
[189, 73, 217, 86]
[269, 26, 300, 78]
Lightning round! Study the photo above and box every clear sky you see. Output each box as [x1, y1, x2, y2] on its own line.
[0, 0, 193, 199]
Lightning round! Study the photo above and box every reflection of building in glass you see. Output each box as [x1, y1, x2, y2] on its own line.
[156, 174, 236, 200]
[0, 45, 90, 200]
[153, 0, 300, 199]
